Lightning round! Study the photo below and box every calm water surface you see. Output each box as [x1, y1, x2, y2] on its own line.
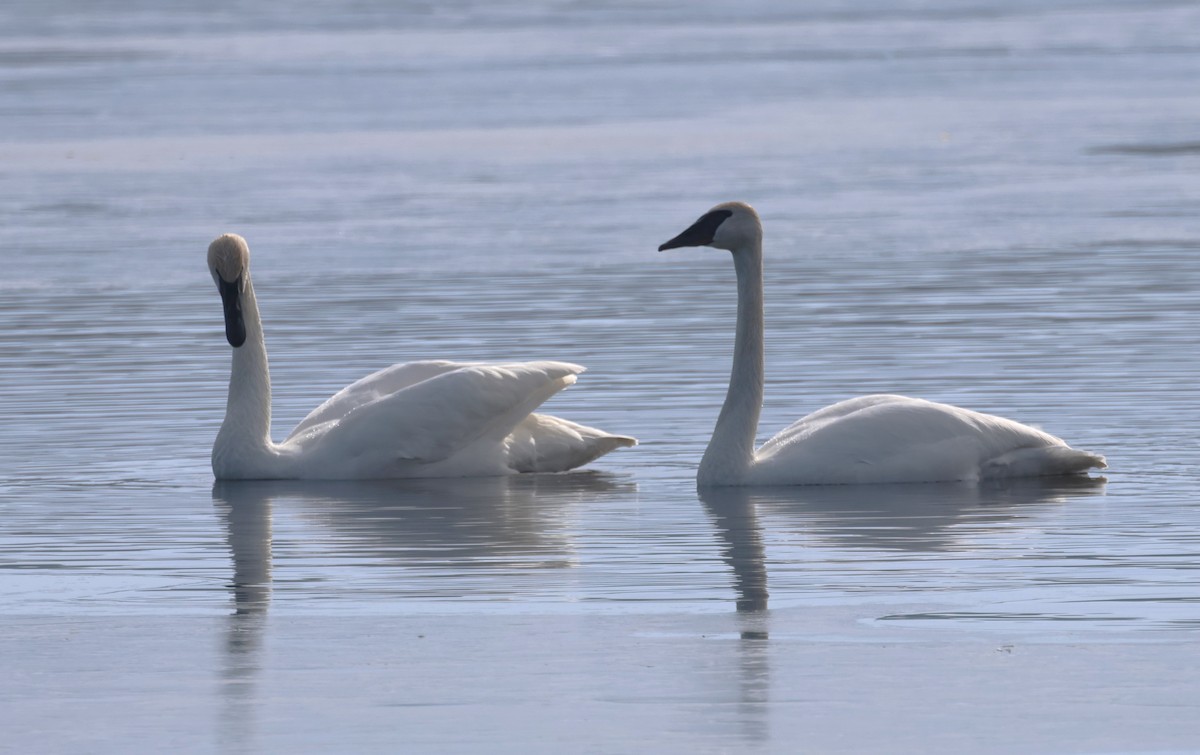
[2, 1, 1200, 752]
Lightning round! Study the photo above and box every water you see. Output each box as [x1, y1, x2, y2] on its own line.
[3, 1, 1200, 752]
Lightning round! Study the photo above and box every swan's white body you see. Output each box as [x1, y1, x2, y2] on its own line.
[659, 202, 1105, 487]
[207, 234, 634, 480]
[748, 394, 1101, 485]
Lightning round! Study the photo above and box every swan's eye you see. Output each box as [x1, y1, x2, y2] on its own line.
[699, 209, 734, 238]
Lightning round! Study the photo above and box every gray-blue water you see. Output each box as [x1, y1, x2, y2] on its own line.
[3, 1, 1200, 752]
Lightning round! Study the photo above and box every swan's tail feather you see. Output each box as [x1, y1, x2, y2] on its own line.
[982, 445, 1107, 479]
[506, 413, 637, 473]
[475, 372, 581, 450]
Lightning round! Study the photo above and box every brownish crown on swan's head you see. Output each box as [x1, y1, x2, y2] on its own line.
[709, 200, 759, 220]
[207, 233, 250, 283]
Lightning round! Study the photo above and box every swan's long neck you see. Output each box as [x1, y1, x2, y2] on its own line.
[213, 275, 276, 476]
[699, 244, 764, 485]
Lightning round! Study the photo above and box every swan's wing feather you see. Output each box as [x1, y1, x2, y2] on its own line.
[754, 395, 1090, 484]
[292, 361, 585, 465]
[285, 360, 481, 441]
[760, 395, 1061, 455]
[506, 413, 637, 473]
[765, 394, 905, 434]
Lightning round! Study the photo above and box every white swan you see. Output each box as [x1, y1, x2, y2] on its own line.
[658, 202, 1105, 486]
[208, 233, 635, 480]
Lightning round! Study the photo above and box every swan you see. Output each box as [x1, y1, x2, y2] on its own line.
[207, 233, 635, 480]
[658, 201, 1105, 486]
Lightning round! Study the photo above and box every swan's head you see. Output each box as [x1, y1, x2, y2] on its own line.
[207, 233, 250, 348]
[658, 201, 761, 253]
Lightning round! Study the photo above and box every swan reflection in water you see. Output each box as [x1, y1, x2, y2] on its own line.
[211, 472, 633, 746]
[699, 476, 1108, 612]
[212, 484, 273, 753]
[697, 477, 1105, 745]
[213, 472, 635, 611]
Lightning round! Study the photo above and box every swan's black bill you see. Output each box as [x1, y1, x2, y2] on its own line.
[658, 209, 733, 251]
[218, 276, 247, 347]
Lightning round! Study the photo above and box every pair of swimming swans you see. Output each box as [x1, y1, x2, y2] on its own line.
[209, 202, 1104, 485]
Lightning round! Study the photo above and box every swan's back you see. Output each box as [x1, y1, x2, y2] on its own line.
[751, 395, 1104, 485]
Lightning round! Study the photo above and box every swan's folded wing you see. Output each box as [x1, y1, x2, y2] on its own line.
[757, 395, 913, 456]
[293, 361, 585, 464]
[760, 395, 1062, 461]
[753, 395, 1078, 483]
[285, 360, 481, 441]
